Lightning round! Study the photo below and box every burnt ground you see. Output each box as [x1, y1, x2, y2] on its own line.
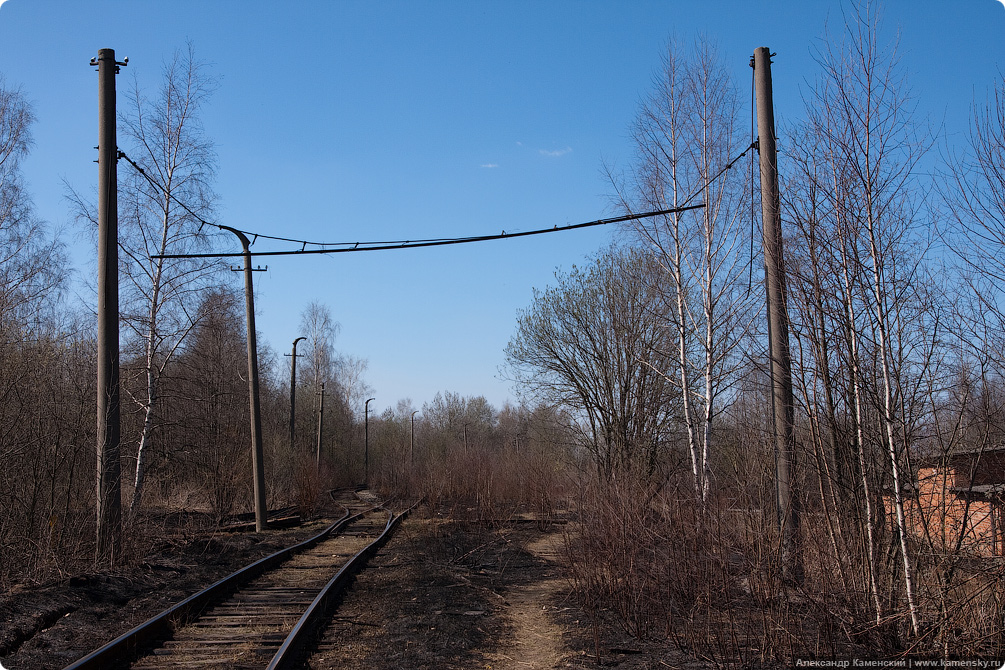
[1, 507, 700, 670]
[307, 516, 702, 670]
[0, 513, 346, 670]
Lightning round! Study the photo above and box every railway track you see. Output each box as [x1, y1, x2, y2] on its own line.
[64, 497, 413, 670]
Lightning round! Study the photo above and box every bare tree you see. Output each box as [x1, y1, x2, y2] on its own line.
[300, 301, 340, 392]
[169, 288, 250, 518]
[609, 38, 755, 503]
[505, 246, 680, 478]
[298, 300, 358, 473]
[941, 75, 1005, 368]
[0, 79, 84, 584]
[333, 352, 373, 417]
[787, 0, 933, 634]
[0, 79, 64, 328]
[785, 115, 887, 621]
[118, 46, 222, 516]
[421, 391, 496, 457]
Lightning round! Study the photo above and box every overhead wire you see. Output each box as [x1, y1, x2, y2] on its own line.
[153, 206, 709, 259]
[117, 144, 751, 261]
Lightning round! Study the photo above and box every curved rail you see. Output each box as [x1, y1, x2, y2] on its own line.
[63, 505, 360, 670]
[266, 501, 417, 670]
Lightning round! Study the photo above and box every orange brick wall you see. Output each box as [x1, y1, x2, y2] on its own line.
[885, 466, 1001, 557]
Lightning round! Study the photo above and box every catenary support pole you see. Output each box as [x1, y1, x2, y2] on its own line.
[410, 410, 418, 468]
[93, 48, 126, 565]
[316, 383, 326, 468]
[364, 397, 374, 486]
[752, 46, 801, 583]
[288, 337, 306, 452]
[220, 225, 268, 532]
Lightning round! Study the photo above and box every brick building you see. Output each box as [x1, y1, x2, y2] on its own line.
[895, 445, 1005, 557]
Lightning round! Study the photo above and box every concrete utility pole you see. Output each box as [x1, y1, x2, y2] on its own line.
[220, 225, 268, 532]
[752, 46, 801, 583]
[316, 383, 326, 468]
[410, 410, 418, 467]
[93, 48, 126, 565]
[364, 397, 375, 486]
[288, 336, 306, 452]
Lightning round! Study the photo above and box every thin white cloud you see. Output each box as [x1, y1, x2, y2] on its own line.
[480, 163, 499, 169]
[539, 146, 572, 158]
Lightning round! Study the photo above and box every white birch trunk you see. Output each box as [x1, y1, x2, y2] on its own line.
[866, 219, 920, 635]
[129, 190, 170, 516]
[840, 253, 883, 626]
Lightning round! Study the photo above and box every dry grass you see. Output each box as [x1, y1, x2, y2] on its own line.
[561, 468, 1005, 664]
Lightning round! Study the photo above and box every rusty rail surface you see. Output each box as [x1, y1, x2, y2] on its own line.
[62, 497, 412, 670]
[266, 501, 416, 670]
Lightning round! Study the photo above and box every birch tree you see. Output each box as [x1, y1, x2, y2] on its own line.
[300, 301, 340, 393]
[116, 45, 221, 515]
[609, 39, 755, 503]
[789, 0, 933, 633]
[785, 118, 887, 621]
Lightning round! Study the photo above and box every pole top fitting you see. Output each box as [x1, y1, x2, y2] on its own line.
[90, 50, 128, 70]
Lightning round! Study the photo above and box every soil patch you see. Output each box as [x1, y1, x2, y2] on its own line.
[307, 517, 700, 669]
[0, 513, 343, 670]
[2, 507, 706, 670]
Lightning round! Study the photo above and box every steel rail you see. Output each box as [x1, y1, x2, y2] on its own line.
[266, 501, 418, 670]
[63, 505, 362, 670]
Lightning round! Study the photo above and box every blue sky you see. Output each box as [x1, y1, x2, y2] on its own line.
[1, 0, 1003, 415]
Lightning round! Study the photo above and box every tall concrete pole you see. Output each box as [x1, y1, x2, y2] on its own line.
[220, 225, 268, 532]
[94, 48, 125, 565]
[752, 47, 801, 583]
[289, 336, 306, 452]
[316, 382, 326, 468]
[410, 410, 418, 468]
[364, 397, 375, 486]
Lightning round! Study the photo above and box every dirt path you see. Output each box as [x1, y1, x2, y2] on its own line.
[489, 531, 568, 670]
